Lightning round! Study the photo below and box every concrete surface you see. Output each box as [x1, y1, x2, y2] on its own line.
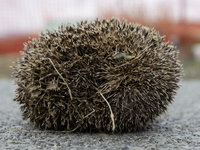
[0, 79, 200, 150]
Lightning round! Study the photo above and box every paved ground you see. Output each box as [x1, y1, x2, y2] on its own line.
[0, 79, 200, 150]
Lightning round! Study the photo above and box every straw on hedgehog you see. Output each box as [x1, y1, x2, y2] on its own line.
[12, 18, 182, 132]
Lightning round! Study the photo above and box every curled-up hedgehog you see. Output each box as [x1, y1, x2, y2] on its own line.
[13, 18, 183, 132]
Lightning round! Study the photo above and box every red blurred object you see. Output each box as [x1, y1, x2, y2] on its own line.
[0, 21, 200, 56]
[0, 35, 38, 54]
[156, 21, 200, 45]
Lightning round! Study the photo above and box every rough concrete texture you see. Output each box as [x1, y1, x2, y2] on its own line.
[0, 79, 200, 150]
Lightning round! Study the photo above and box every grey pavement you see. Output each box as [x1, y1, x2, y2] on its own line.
[0, 79, 200, 150]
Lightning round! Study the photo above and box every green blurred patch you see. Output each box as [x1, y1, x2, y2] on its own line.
[0, 54, 18, 79]
[182, 59, 200, 79]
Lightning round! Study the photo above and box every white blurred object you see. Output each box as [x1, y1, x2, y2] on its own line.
[0, 0, 97, 37]
[0, 0, 200, 38]
[192, 44, 200, 59]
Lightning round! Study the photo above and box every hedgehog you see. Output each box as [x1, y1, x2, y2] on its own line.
[12, 18, 182, 132]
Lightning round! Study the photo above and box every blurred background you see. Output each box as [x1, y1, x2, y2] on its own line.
[0, 0, 200, 79]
